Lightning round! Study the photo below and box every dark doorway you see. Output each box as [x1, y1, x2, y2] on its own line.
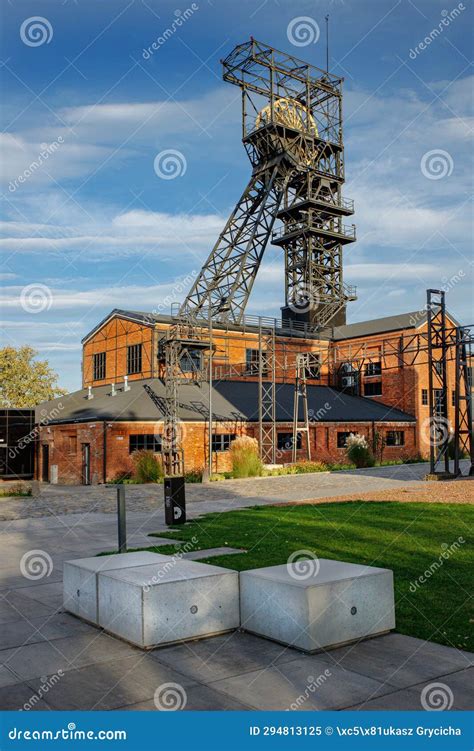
[81, 443, 91, 485]
[41, 444, 49, 482]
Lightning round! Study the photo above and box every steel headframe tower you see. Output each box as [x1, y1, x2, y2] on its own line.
[179, 38, 356, 330]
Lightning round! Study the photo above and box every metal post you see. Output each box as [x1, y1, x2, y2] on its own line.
[426, 290, 435, 475]
[208, 307, 213, 479]
[117, 485, 127, 553]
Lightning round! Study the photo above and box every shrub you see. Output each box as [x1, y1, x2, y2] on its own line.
[131, 450, 163, 483]
[0, 481, 32, 497]
[184, 469, 203, 483]
[109, 470, 133, 484]
[290, 461, 329, 474]
[346, 434, 375, 468]
[230, 435, 263, 478]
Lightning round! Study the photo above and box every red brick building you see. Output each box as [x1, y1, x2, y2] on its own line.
[35, 305, 460, 485]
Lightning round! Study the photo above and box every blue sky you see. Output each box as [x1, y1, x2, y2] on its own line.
[1, 0, 473, 391]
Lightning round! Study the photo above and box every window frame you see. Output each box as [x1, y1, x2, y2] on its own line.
[277, 432, 302, 451]
[129, 434, 162, 453]
[421, 388, 428, 406]
[386, 430, 405, 447]
[211, 434, 236, 452]
[363, 381, 382, 397]
[180, 348, 202, 373]
[337, 431, 351, 449]
[127, 343, 143, 375]
[93, 351, 106, 381]
[245, 348, 268, 376]
[364, 361, 382, 377]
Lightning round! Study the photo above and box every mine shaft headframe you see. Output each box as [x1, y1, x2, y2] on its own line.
[179, 39, 347, 326]
[221, 38, 344, 146]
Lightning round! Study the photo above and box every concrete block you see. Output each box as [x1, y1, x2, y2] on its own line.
[240, 558, 395, 653]
[63, 552, 170, 625]
[98, 560, 239, 648]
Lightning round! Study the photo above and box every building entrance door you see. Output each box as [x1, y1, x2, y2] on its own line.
[41, 444, 49, 482]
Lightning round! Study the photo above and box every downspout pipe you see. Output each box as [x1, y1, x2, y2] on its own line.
[102, 421, 107, 484]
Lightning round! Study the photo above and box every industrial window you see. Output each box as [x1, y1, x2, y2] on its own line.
[277, 432, 302, 451]
[386, 430, 404, 447]
[434, 388, 444, 415]
[127, 344, 142, 375]
[93, 351, 106, 381]
[211, 434, 236, 452]
[363, 381, 382, 397]
[434, 360, 443, 376]
[246, 348, 268, 375]
[180, 349, 202, 373]
[337, 431, 352, 448]
[304, 354, 321, 379]
[452, 390, 456, 407]
[365, 361, 381, 377]
[422, 389, 428, 405]
[129, 434, 162, 453]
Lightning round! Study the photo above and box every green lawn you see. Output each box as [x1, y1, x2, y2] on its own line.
[132, 501, 474, 651]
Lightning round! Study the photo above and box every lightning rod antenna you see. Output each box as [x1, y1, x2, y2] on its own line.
[325, 14, 330, 74]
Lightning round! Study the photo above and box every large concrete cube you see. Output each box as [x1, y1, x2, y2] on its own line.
[240, 558, 395, 653]
[98, 560, 239, 648]
[63, 552, 170, 625]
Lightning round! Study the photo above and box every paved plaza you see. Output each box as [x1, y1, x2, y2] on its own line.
[0, 462, 472, 711]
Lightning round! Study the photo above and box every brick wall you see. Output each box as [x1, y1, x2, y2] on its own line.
[37, 419, 417, 484]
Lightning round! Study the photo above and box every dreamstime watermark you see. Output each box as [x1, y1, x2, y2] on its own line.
[8, 403, 64, 461]
[409, 4, 466, 59]
[20, 283, 53, 314]
[287, 550, 320, 580]
[420, 415, 452, 448]
[22, 672, 64, 710]
[409, 537, 465, 593]
[154, 149, 187, 179]
[421, 682, 454, 711]
[309, 402, 332, 422]
[8, 138, 64, 193]
[150, 271, 198, 316]
[154, 682, 187, 710]
[286, 670, 332, 710]
[20, 16, 53, 47]
[142, 5, 199, 59]
[143, 536, 199, 591]
[287, 16, 320, 47]
[421, 149, 454, 180]
[20, 550, 53, 581]
[288, 283, 320, 315]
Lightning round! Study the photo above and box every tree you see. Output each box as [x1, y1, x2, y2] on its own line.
[0, 346, 67, 407]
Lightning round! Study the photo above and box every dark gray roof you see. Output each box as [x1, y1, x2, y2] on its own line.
[322, 311, 427, 340]
[36, 378, 415, 425]
[324, 308, 458, 341]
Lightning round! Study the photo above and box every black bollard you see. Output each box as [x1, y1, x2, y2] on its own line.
[117, 484, 127, 552]
[164, 476, 186, 525]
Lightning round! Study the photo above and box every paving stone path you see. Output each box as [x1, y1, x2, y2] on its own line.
[2, 460, 471, 521]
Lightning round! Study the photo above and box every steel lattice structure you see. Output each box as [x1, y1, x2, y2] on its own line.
[180, 38, 356, 329]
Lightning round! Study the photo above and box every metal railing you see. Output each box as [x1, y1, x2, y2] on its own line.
[272, 220, 356, 241]
[284, 193, 354, 213]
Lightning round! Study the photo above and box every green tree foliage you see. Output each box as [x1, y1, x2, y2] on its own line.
[0, 346, 67, 407]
